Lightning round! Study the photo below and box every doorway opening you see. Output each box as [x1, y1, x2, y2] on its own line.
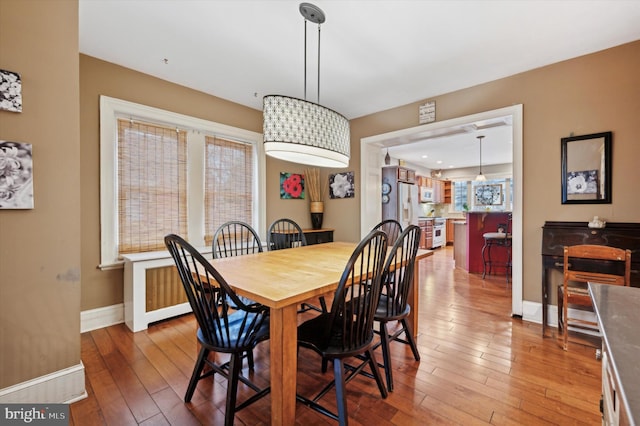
[360, 105, 523, 317]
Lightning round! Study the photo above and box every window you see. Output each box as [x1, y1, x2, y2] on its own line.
[204, 136, 254, 245]
[100, 96, 265, 268]
[452, 178, 512, 212]
[117, 119, 188, 253]
[453, 181, 469, 212]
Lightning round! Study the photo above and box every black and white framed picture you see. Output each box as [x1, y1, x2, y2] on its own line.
[0, 69, 22, 113]
[561, 132, 611, 204]
[329, 171, 355, 199]
[0, 141, 34, 209]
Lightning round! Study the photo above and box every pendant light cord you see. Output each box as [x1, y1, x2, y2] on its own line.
[317, 23, 321, 104]
[304, 19, 307, 100]
[303, 15, 322, 103]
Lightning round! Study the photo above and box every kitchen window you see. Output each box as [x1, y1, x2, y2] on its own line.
[99, 96, 265, 268]
[453, 178, 512, 212]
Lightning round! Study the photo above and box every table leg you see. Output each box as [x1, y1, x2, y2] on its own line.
[269, 304, 298, 425]
[408, 257, 423, 338]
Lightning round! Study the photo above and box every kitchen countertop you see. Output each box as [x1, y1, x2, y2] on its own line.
[589, 282, 640, 424]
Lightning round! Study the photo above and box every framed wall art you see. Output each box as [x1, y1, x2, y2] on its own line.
[329, 171, 354, 199]
[0, 141, 33, 209]
[561, 131, 611, 204]
[474, 184, 502, 206]
[0, 69, 22, 112]
[280, 172, 305, 199]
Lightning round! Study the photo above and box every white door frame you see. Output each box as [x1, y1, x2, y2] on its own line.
[360, 105, 523, 317]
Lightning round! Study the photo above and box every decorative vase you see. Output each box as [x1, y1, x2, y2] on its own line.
[310, 201, 324, 230]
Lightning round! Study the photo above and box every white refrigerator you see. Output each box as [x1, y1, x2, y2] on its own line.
[397, 182, 422, 229]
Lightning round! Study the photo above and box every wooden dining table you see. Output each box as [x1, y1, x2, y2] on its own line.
[208, 241, 433, 425]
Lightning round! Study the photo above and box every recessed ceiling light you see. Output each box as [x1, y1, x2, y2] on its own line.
[421, 155, 428, 158]
[436, 160, 443, 164]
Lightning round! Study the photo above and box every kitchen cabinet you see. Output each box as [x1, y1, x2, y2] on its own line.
[443, 180, 452, 204]
[418, 218, 433, 249]
[395, 166, 416, 184]
[416, 177, 451, 204]
[446, 219, 455, 245]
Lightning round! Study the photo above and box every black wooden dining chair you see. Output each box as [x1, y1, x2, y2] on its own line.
[373, 219, 403, 246]
[370, 224, 421, 391]
[212, 220, 263, 367]
[296, 229, 389, 425]
[212, 220, 263, 258]
[267, 217, 307, 250]
[165, 234, 271, 426]
[267, 218, 325, 313]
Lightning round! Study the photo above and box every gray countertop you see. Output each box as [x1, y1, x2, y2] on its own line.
[589, 283, 640, 424]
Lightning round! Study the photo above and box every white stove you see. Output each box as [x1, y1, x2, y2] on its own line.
[432, 218, 446, 248]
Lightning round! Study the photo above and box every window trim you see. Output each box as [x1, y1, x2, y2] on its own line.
[99, 95, 265, 269]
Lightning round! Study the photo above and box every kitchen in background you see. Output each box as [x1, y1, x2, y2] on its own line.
[381, 165, 449, 250]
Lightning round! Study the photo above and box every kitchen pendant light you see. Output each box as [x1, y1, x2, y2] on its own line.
[475, 135, 487, 181]
[263, 3, 350, 168]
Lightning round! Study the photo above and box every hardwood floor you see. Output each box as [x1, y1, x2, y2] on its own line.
[71, 246, 602, 425]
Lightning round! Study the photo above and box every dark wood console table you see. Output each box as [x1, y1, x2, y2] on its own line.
[541, 221, 640, 337]
[303, 228, 334, 245]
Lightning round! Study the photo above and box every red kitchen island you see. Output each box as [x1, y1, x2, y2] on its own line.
[462, 211, 512, 275]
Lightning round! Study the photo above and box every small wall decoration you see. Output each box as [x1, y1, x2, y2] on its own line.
[474, 184, 502, 206]
[280, 172, 305, 199]
[561, 131, 611, 204]
[0, 69, 23, 112]
[329, 171, 355, 199]
[566, 170, 598, 195]
[0, 141, 34, 209]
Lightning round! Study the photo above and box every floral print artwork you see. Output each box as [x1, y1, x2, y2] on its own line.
[280, 172, 305, 199]
[329, 171, 355, 199]
[0, 141, 33, 209]
[567, 170, 598, 195]
[0, 69, 22, 112]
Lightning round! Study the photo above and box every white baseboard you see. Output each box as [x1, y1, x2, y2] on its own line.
[0, 363, 86, 404]
[81, 303, 124, 333]
[521, 300, 598, 335]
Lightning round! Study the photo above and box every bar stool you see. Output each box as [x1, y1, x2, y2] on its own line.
[481, 215, 512, 283]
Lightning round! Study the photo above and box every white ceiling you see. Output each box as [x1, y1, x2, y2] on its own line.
[79, 0, 640, 169]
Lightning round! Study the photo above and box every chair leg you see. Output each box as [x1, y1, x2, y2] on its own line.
[562, 292, 569, 351]
[378, 322, 393, 392]
[185, 347, 209, 402]
[482, 240, 489, 279]
[224, 353, 242, 426]
[557, 287, 564, 335]
[246, 349, 254, 370]
[333, 358, 348, 426]
[400, 319, 421, 361]
[366, 348, 388, 399]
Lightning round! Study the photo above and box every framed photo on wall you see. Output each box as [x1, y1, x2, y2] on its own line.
[561, 132, 611, 204]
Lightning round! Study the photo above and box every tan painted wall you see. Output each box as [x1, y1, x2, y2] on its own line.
[352, 40, 640, 302]
[0, 0, 81, 388]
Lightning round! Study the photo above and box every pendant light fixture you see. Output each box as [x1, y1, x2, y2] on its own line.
[263, 3, 350, 168]
[475, 135, 487, 181]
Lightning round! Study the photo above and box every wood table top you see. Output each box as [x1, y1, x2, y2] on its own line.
[209, 241, 432, 309]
